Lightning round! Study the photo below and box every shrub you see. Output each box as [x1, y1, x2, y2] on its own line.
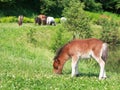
[100, 18, 120, 45]
[50, 24, 72, 52]
[0, 16, 34, 23]
[27, 28, 38, 47]
[62, 0, 92, 39]
[50, 28, 66, 52]
[95, 15, 110, 25]
[82, 0, 102, 12]
[0, 16, 17, 23]
[85, 11, 100, 24]
[55, 18, 60, 24]
[23, 17, 34, 23]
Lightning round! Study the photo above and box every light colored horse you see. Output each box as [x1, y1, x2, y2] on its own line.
[18, 15, 24, 26]
[60, 17, 67, 23]
[53, 38, 108, 80]
[47, 16, 56, 26]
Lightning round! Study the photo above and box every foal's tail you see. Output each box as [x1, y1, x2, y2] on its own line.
[101, 43, 108, 62]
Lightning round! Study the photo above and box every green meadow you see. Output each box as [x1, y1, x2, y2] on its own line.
[0, 23, 120, 90]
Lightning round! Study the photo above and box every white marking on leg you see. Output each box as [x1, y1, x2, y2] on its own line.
[71, 56, 79, 77]
[71, 61, 76, 77]
[91, 51, 106, 80]
[98, 58, 105, 80]
[103, 70, 107, 78]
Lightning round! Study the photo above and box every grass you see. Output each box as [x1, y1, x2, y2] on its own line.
[0, 23, 120, 90]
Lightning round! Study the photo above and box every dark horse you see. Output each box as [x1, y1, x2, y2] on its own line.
[53, 38, 108, 80]
[35, 17, 41, 25]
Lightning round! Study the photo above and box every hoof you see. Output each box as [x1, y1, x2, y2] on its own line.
[99, 77, 107, 80]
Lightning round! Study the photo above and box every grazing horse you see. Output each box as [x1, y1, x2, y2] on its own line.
[18, 15, 24, 26]
[53, 38, 108, 80]
[60, 17, 67, 23]
[47, 16, 56, 26]
[38, 14, 47, 25]
[35, 17, 41, 25]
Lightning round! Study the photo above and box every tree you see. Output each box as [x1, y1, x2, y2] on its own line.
[81, 0, 102, 12]
[39, 0, 64, 17]
[63, 0, 92, 39]
[97, 0, 120, 13]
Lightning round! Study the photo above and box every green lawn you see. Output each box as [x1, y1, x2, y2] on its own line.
[0, 23, 120, 90]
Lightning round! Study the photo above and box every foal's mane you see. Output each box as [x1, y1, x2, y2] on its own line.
[53, 41, 70, 61]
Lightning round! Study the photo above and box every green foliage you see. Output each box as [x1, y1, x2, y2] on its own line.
[99, 0, 120, 13]
[0, 0, 15, 2]
[0, 0, 120, 18]
[81, 0, 102, 12]
[100, 18, 120, 45]
[0, 16, 17, 23]
[85, 11, 100, 24]
[39, 0, 64, 17]
[50, 27, 70, 52]
[0, 16, 34, 23]
[27, 28, 38, 47]
[115, 1, 120, 10]
[55, 18, 60, 24]
[51, 28, 63, 52]
[63, 0, 92, 39]
[23, 17, 34, 23]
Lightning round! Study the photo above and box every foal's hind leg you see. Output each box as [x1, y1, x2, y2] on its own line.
[71, 55, 79, 77]
[95, 57, 106, 80]
[99, 58, 107, 79]
[92, 54, 106, 79]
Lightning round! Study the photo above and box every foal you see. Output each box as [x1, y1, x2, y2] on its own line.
[53, 38, 108, 80]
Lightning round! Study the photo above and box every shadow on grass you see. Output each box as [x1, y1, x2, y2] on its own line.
[64, 71, 98, 78]
[78, 72, 98, 77]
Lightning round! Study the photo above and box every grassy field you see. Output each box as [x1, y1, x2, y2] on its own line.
[0, 23, 120, 90]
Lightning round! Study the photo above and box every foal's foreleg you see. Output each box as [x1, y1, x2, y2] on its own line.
[71, 56, 79, 77]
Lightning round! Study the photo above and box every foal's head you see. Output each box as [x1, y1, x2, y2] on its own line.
[53, 46, 65, 74]
[53, 42, 70, 74]
[53, 58, 62, 74]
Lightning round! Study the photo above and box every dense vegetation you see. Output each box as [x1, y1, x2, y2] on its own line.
[0, 0, 120, 17]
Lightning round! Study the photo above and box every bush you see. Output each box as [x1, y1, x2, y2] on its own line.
[85, 11, 100, 24]
[95, 15, 110, 25]
[23, 17, 34, 23]
[0, 16, 34, 23]
[63, 0, 92, 39]
[50, 27, 70, 52]
[0, 16, 17, 23]
[83, 0, 102, 12]
[55, 18, 60, 24]
[100, 18, 120, 45]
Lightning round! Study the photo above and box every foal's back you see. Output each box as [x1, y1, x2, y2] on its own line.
[66, 38, 103, 58]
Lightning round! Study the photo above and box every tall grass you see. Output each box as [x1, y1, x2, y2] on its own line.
[0, 23, 120, 90]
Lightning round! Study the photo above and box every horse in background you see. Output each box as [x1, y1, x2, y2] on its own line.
[60, 17, 67, 23]
[47, 16, 56, 26]
[53, 38, 108, 80]
[18, 15, 24, 26]
[35, 14, 47, 25]
[38, 14, 47, 25]
[35, 17, 41, 25]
